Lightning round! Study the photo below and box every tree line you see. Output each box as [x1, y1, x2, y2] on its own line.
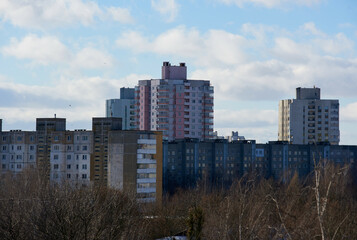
[1, 161, 357, 239]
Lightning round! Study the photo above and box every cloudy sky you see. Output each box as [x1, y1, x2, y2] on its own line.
[0, 0, 356, 144]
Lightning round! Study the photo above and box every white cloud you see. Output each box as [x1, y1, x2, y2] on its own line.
[2, 34, 115, 70]
[116, 23, 357, 102]
[2, 34, 71, 65]
[214, 108, 278, 143]
[116, 26, 248, 67]
[73, 48, 114, 69]
[341, 102, 357, 122]
[151, 0, 179, 22]
[215, 109, 278, 128]
[0, 73, 149, 127]
[106, 7, 134, 24]
[218, 0, 322, 8]
[0, 0, 100, 29]
[0, 0, 134, 29]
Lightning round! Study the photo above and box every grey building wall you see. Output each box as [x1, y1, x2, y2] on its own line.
[106, 99, 136, 130]
[279, 87, 339, 145]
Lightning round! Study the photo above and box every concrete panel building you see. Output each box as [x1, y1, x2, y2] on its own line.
[0, 130, 37, 174]
[135, 62, 214, 141]
[163, 139, 357, 193]
[108, 131, 163, 203]
[106, 87, 136, 130]
[278, 87, 339, 145]
[36, 117, 66, 175]
[50, 130, 92, 185]
[91, 117, 122, 185]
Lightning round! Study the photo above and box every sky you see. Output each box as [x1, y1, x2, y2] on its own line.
[0, 0, 356, 144]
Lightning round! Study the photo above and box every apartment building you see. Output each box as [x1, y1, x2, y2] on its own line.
[0, 118, 92, 186]
[91, 117, 122, 185]
[50, 130, 92, 185]
[279, 87, 340, 145]
[36, 117, 66, 175]
[106, 87, 136, 130]
[135, 62, 214, 140]
[163, 139, 357, 193]
[108, 130, 163, 203]
[0, 130, 37, 173]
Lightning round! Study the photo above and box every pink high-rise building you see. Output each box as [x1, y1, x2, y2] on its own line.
[135, 62, 214, 140]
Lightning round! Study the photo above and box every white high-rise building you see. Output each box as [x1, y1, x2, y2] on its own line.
[278, 87, 339, 145]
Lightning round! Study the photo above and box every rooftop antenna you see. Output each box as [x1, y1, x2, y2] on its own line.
[54, 113, 56, 118]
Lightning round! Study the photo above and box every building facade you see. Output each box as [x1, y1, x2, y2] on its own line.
[106, 87, 136, 130]
[0, 130, 37, 174]
[49, 130, 92, 185]
[135, 62, 214, 141]
[279, 87, 340, 145]
[91, 117, 122, 186]
[163, 139, 356, 193]
[108, 130, 163, 203]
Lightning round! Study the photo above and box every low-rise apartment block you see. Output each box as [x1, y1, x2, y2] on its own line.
[163, 139, 357, 193]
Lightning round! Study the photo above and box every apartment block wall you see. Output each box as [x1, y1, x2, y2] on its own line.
[136, 62, 214, 140]
[91, 117, 122, 186]
[163, 139, 357, 193]
[106, 87, 136, 130]
[0, 131, 37, 173]
[108, 130, 163, 203]
[36, 118, 66, 176]
[50, 130, 92, 185]
[279, 87, 339, 145]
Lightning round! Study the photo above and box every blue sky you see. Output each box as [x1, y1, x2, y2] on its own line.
[0, 0, 356, 144]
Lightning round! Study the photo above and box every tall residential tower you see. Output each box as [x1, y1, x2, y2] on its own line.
[278, 87, 339, 145]
[106, 87, 136, 130]
[135, 62, 214, 140]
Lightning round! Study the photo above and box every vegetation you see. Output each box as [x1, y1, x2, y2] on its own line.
[1, 161, 357, 239]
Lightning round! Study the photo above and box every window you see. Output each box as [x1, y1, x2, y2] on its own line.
[53, 155, 59, 160]
[54, 135, 59, 141]
[17, 164, 22, 169]
[17, 146, 22, 150]
[29, 155, 34, 160]
[67, 155, 71, 160]
[67, 164, 71, 169]
[82, 136, 88, 141]
[82, 164, 87, 170]
[82, 146, 87, 151]
[17, 136, 22, 141]
[30, 145, 35, 151]
[2, 164, 6, 169]
[2, 146, 6, 151]
[82, 174, 87, 179]
[2, 155, 6, 160]
[54, 145, 59, 151]
[54, 164, 59, 169]
[2, 136, 6, 141]
[67, 174, 71, 179]
[67, 135, 71, 141]
[67, 145, 72, 151]
[16, 155, 22, 160]
[82, 155, 87, 160]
